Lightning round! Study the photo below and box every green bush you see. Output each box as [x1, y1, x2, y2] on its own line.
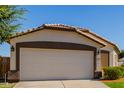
[103, 67, 124, 80]
[121, 64, 124, 67]
[116, 66, 124, 77]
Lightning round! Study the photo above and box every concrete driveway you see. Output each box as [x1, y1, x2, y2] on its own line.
[14, 80, 108, 88]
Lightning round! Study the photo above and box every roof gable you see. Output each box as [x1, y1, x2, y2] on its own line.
[9, 24, 120, 53]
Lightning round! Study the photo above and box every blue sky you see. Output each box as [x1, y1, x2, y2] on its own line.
[0, 5, 124, 57]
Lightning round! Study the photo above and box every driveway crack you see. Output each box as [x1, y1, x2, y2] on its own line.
[61, 80, 66, 88]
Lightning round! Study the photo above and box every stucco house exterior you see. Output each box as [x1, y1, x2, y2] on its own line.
[118, 57, 124, 66]
[8, 24, 120, 81]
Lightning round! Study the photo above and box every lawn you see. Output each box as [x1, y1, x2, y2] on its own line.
[101, 78, 124, 88]
[103, 82, 124, 88]
[0, 83, 15, 88]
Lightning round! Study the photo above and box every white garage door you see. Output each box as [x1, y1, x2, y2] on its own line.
[20, 48, 94, 80]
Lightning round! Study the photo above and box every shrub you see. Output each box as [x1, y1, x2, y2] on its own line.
[121, 64, 124, 67]
[116, 66, 124, 77]
[103, 67, 123, 80]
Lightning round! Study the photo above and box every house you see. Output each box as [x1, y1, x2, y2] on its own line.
[118, 57, 124, 66]
[8, 24, 120, 81]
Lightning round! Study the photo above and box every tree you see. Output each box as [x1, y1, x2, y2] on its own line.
[119, 50, 124, 58]
[0, 5, 26, 44]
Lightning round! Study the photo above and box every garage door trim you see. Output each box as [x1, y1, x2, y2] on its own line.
[16, 41, 97, 78]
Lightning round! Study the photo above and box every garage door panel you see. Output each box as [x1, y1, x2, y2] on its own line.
[20, 48, 94, 80]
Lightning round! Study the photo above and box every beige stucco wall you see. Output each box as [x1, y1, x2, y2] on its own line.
[10, 52, 15, 70]
[113, 50, 119, 66]
[10, 29, 102, 70]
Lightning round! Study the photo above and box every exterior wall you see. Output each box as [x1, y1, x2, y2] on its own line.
[96, 48, 101, 71]
[10, 52, 15, 70]
[113, 50, 119, 66]
[10, 29, 101, 70]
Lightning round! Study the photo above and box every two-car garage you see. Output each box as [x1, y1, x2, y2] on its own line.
[20, 48, 94, 80]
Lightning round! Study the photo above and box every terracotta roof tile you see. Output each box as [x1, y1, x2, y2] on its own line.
[9, 24, 120, 53]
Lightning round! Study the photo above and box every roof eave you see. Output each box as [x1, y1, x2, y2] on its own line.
[88, 31, 120, 54]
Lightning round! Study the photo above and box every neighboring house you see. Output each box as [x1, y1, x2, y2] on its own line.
[8, 24, 120, 81]
[118, 57, 124, 66]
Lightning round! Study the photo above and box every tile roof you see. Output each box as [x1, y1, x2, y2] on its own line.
[9, 24, 90, 39]
[9, 24, 120, 53]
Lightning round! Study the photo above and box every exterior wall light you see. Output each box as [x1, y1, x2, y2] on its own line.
[11, 46, 15, 52]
